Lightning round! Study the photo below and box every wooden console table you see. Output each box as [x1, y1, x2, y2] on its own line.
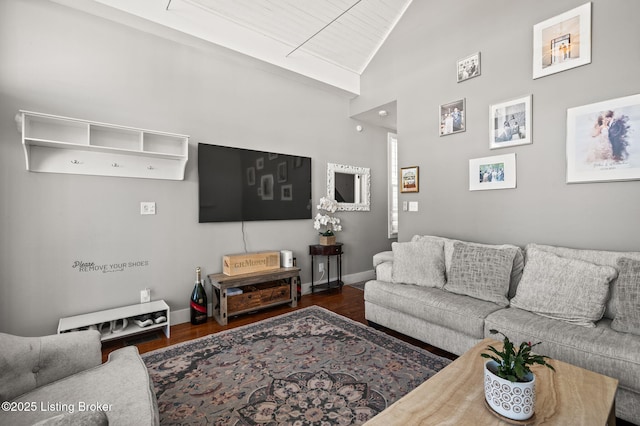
[208, 267, 300, 325]
[309, 243, 343, 293]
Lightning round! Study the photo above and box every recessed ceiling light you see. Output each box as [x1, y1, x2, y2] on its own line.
[378, 110, 388, 117]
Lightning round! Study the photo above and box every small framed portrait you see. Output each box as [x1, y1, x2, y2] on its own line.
[246, 167, 256, 186]
[256, 157, 264, 170]
[281, 184, 292, 201]
[260, 174, 274, 200]
[533, 2, 591, 79]
[457, 52, 481, 83]
[400, 166, 419, 193]
[490, 95, 532, 149]
[566, 93, 640, 183]
[277, 161, 287, 182]
[469, 153, 516, 191]
[440, 99, 465, 136]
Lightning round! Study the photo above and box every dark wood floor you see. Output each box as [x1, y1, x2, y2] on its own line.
[101, 285, 455, 362]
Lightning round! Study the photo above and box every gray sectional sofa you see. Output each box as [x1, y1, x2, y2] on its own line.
[364, 235, 640, 425]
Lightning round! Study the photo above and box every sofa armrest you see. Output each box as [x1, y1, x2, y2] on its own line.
[0, 330, 102, 401]
[373, 251, 393, 268]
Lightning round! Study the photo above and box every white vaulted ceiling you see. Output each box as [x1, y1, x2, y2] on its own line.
[54, 0, 413, 94]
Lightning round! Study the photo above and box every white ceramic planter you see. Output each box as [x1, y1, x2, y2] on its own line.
[484, 360, 536, 421]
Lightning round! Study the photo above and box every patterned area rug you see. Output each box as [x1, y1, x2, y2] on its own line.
[143, 306, 450, 425]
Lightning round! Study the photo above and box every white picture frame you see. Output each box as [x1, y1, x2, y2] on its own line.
[533, 2, 592, 79]
[566, 93, 640, 183]
[490, 95, 532, 149]
[457, 52, 481, 83]
[469, 153, 517, 191]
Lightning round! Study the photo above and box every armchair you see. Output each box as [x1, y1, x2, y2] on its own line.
[0, 330, 159, 426]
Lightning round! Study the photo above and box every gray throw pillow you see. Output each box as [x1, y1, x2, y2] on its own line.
[444, 241, 517, 306]
[611, 257, 640, 336]
[391, 240, 446, 288]
[511, 248, 618, 327]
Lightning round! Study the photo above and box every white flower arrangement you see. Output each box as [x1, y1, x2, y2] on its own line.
[313, 197, 342, 236]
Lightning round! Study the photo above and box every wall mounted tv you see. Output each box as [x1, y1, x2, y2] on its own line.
[198, 143, 312, 223]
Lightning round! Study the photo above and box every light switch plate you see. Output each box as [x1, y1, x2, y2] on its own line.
[140, 202, 156, 215]
[140, 288, 151, 303]
[409, 201, 419, 212]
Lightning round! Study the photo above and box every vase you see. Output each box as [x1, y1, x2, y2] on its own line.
[484, 360, 536, 421]
[319, 235, 336, 246]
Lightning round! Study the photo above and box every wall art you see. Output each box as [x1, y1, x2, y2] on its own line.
[440, 99, 466, 136]
[400, 166, 419, 193]
[566, 93, 640, 183]
[490, 95, 532, 149]
[457, 52, 481, 83]
[469, 153, 516, 191]
[533, 2, 591, 79]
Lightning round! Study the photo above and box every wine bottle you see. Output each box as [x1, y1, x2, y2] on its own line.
[190, 267, 208, 325]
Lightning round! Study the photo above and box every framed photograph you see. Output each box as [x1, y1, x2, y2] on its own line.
[277, 161, 287, 182]
[533, 2, 591, 79]
[256, 157, 264, 170]
[281, 184, 292, 201]
[246, 167, 255, 186]
[469, 153, 516, 191]
[490, 95, 532, 149]
[457, 52, 481, 82]
[400, 166, 419, 193]
[260, 174, 274, 200]
[566, 93, 640, 183]
[440, 99, 466, 136]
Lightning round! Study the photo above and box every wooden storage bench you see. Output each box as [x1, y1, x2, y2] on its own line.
[208, 267, 300, 325]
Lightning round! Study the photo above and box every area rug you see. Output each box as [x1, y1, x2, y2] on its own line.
[142, 306, 451, 425]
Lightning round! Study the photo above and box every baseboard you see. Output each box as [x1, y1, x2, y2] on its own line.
[170, 269, 375, 326]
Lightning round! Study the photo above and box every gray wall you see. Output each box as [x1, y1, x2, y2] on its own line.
[351, 0, 640, 251]
[0, 0, 392, 336]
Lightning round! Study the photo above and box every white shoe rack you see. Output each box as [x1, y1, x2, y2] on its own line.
[58, 300, 170, 342]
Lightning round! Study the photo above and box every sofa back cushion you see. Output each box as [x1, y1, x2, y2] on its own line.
[511, 247, 618, 327]
[412, 235, 524, 297]
[526, 243, 640, 319]
[444, 241, 517, 306]
[391, 240, 446, 288]
[611, 257, 640, 336]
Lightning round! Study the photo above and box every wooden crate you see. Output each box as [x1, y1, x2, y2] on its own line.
[223, 251, 280, 276]
[227, 281, 290, 313]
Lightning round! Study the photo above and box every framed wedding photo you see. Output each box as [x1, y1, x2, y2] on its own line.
[566, 93, 640, 183]
[469, 153, 516, 191]
[457, 52, 481, 83]
[439, 99, 466, 136]
[400, 166, 419, 193]
[533, 2, 591, 79]
[490, 95, 532, 149]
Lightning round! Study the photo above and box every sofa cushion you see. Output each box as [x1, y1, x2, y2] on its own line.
[365, 280, 503, 339]
[485, 307, 640, 393]
[527, 243, 640, 319]
[612, 257, 640, 336]
[391, 240, 446, 288]
[510, 248, 617, 327]
[411, 235, 524, 297]
[444, 241, 517, 307]
[0, 346, 159, 426]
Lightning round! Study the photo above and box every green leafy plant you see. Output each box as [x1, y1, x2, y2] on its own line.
[481, 329, 554, 382]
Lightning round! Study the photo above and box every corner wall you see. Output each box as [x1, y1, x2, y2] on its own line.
[352, 0, 640, 250]
[0, 0, 390, 336]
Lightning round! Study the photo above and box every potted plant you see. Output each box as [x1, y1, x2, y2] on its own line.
[313, 197, 342, 245]
[481, 329, 554, 421]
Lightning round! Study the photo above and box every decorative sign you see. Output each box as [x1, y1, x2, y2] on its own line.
[72, 260, 150, 273]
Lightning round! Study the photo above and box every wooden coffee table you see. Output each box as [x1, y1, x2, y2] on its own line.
[365, 337, 618, 425]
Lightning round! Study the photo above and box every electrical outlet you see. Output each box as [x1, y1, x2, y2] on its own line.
[140, 202, 156, 215]
[140, 288, 151, 303]
[318, 263, 324, 273]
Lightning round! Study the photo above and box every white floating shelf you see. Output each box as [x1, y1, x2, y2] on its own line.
[17, 110, 189, 180]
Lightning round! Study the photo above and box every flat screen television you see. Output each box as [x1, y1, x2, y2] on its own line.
[198, 143, 312, 223]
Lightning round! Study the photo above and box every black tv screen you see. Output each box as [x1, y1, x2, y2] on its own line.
[198, 143, 312, 223]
